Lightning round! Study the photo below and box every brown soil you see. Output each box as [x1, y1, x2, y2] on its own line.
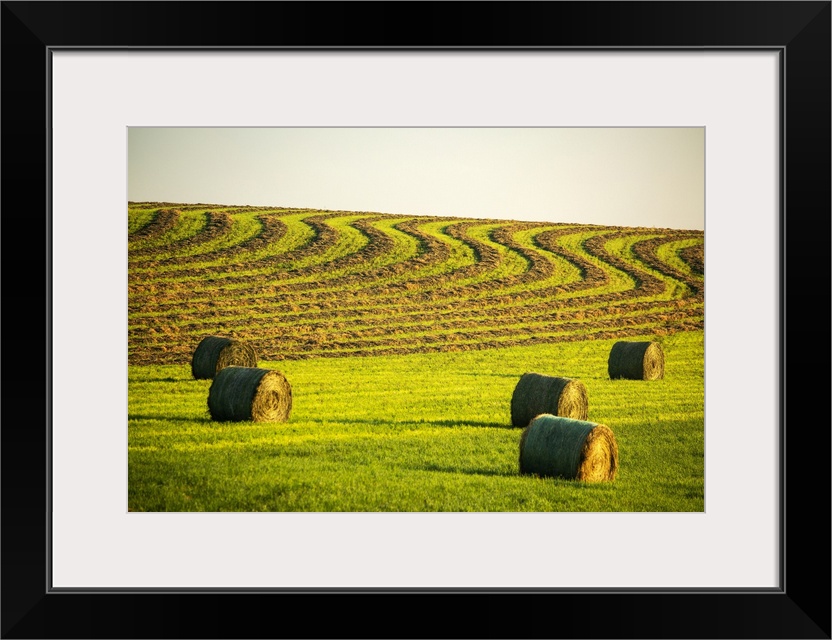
[127, 207, 705, 366]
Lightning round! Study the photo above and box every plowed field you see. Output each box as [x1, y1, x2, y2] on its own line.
[128, 202, 704, 513]
[129, 203, 703, 363]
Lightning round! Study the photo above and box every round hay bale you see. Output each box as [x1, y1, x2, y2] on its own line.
[191, 336, 257, 380]
[207, 366, 292, 422]
[519, 414, 618, 482]
[607, 340, 665, 380]
[509, 372, 589, 427]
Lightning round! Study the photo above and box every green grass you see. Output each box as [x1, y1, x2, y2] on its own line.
[127, 207, 160, 235]
[128, 330, 703, 512]
[127, 203, 704, 511]
[658, 237, 704, 279]
[128, 209, 209, 253]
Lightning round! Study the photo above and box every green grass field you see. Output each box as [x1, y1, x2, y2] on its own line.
[128, 203, 704, 512]
[129, 330, 703, 512]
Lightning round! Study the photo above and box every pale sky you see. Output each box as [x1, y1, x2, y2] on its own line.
[128, 127, 704, 230]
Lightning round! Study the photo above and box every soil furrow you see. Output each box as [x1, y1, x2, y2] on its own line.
[630, 235, 705, 298]
[129, 302, 703, 351]
[127, 205, 704, 366]
[128, 314, 703, 365]
[130, 211, 234, 264]
[129, 211, 335, 280]
[127, 220, 574, 311]
[128, 208, 181, 245]
[678, 243, 705, 276]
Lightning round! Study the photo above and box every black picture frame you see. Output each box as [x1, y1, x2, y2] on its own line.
[2, 2, 829, 638]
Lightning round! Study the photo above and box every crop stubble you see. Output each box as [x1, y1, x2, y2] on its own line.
[128, 205, 704, 364]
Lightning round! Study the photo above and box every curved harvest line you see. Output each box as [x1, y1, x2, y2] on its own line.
[127, 206, 704, 365]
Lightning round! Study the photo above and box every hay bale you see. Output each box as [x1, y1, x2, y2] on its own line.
[519, 414, 618, 482]
[191, 336, 257, 379]
[208, 366, 292, 422]
[510, 372, 589, 427]
[607, 340, 665, 380]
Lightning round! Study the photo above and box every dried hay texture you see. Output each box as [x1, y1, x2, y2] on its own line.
[510, 372, 589, 427]
[519, 414, 618, 482]
[607, 340, 665, 380]
[191, 336, 258, 379]
[208, 366, 292, 422]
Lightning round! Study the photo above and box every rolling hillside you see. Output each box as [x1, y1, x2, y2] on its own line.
[128, 203, 704, 363]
